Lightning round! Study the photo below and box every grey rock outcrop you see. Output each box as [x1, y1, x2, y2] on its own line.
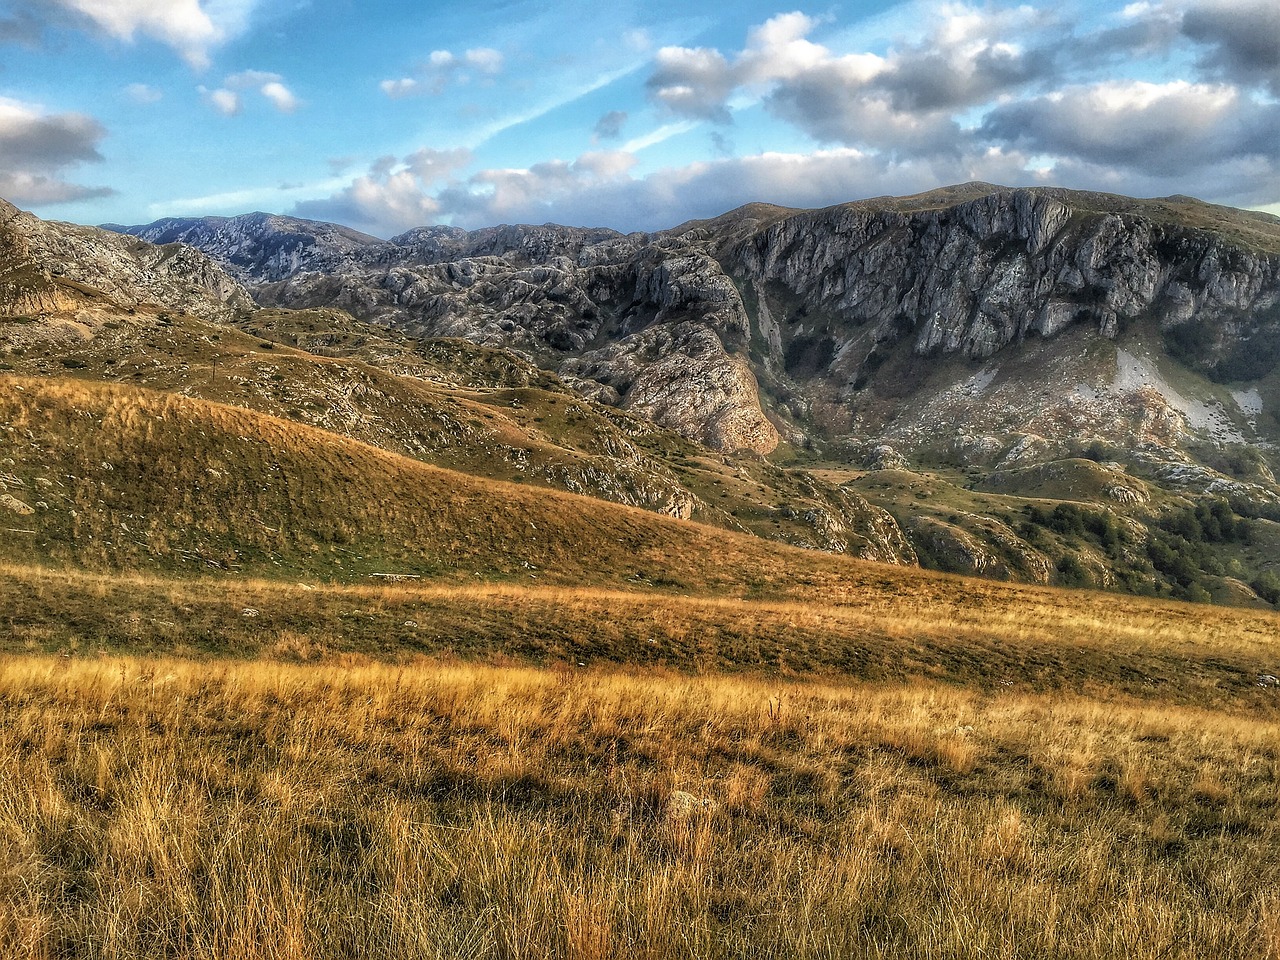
[4, 201, 249, 319]
[734, 187, 1280, 368]
[108, 185, 1280, 464]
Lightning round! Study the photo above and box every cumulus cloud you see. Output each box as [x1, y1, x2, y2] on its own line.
[16, 0, 261, 67]
[403, 147, 472, 181]
[293, 148, 473, 234]
[292, 139, 1047, 236]
[203, 70, 300, 114]
[260, 81, 298, 113]
[633, 4, 1279, 214]
[55, 0, 217, 65]
[0, 96, 112, 204]
[1181, 0, 1280, 94]
[648, 11, 837, 121]
[645, 6, 1059, 152]
[981, 80, 1279, 176]
[648, 46, 737, 121]
[380, 46, 505, 98]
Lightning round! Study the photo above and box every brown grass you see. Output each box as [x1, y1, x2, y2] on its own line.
[1, 655, 1278, 959]
[0, 375, 782, 581]
[3, 561, 1279, 711]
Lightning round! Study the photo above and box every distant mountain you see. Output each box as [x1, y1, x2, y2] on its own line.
[112, 184, 1280, 466]
[105, 212, 382, 284]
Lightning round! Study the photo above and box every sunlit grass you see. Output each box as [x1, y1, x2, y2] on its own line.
[2, 656, 1278, 959]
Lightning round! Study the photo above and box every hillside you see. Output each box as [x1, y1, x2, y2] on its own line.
[0, 375, 908, 585]
[101, 186, 1280, 606]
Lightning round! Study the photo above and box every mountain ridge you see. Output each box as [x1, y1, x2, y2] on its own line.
[106, 183, 1280, 463]
[6, 185, 1277, 605]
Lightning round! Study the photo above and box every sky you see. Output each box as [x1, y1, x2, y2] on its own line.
[1, 0, 1277, 237]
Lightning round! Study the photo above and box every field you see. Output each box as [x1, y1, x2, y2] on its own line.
[2, 559, 1280, 958]
[2, 654, 1279, 959]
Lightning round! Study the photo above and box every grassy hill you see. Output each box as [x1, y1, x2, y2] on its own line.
[1, 300, 921, 560]
[0, 375, 834, 586]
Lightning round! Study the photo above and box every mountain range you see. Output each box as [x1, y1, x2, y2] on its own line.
[2, 183, 1278, 607]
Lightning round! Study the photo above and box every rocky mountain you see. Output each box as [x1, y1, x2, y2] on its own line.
[1, 198, 918, 569]
[18, 186, 1280, 606]
[2, 201, 250, 323]
[110, 185, 1280, 470]
[104, 212, 381, 285]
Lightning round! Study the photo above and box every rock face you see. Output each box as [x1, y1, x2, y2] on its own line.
[109, 185, 1280, 468]
[733, 185, 1280, 367]
[4, 200, 250, 319]
[112, 212, 785, 454]
[108, 212, 381, 286]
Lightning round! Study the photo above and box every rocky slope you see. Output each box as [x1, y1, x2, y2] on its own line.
[3, 200, 250, 319]
[1, 199, 916, 565]
[99, 185, 1280, 604]
[110, 185, 1280, 475]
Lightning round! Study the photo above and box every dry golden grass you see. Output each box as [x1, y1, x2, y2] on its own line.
[0, 375, 781, 582]
[2, 655, 1278, 959]
[3, 561, 1279, 711]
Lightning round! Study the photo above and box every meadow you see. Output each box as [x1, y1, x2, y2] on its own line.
[2, 655, 1278, 959]
[2, 558, 1280, 958]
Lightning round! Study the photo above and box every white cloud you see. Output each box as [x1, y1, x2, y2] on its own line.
[623, 29, 652, 53]
[430, 146, 1043, 232]
[55, 0, 216, 65]
[292, 140, 1041, 236]
[47, 0, 261, 67]
[403, 147, 472, 182]
[649, 46, 736, 120]
[199, 86, 240, 115]
[293, 148, 474, 234]
[381, 45, 506, 98]
[647, 6, 1057, 146]
[463, 48, 504, 74]
[260, 81, 298, 113]
[124, 82, 163, 104]
[225, 69, 280, 89]
[629, 3, 1279, 215]
[380, 77, 419, 98]
[204, 70, 299, 114]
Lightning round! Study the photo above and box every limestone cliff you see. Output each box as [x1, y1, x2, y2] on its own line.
[108, 185, 1280, 475]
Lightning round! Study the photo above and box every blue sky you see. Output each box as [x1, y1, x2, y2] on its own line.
[2, 0, 1277, 236]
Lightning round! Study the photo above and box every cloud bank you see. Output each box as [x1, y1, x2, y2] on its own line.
[293, 1, 1280, 236]
[0, 96, 112, 204]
